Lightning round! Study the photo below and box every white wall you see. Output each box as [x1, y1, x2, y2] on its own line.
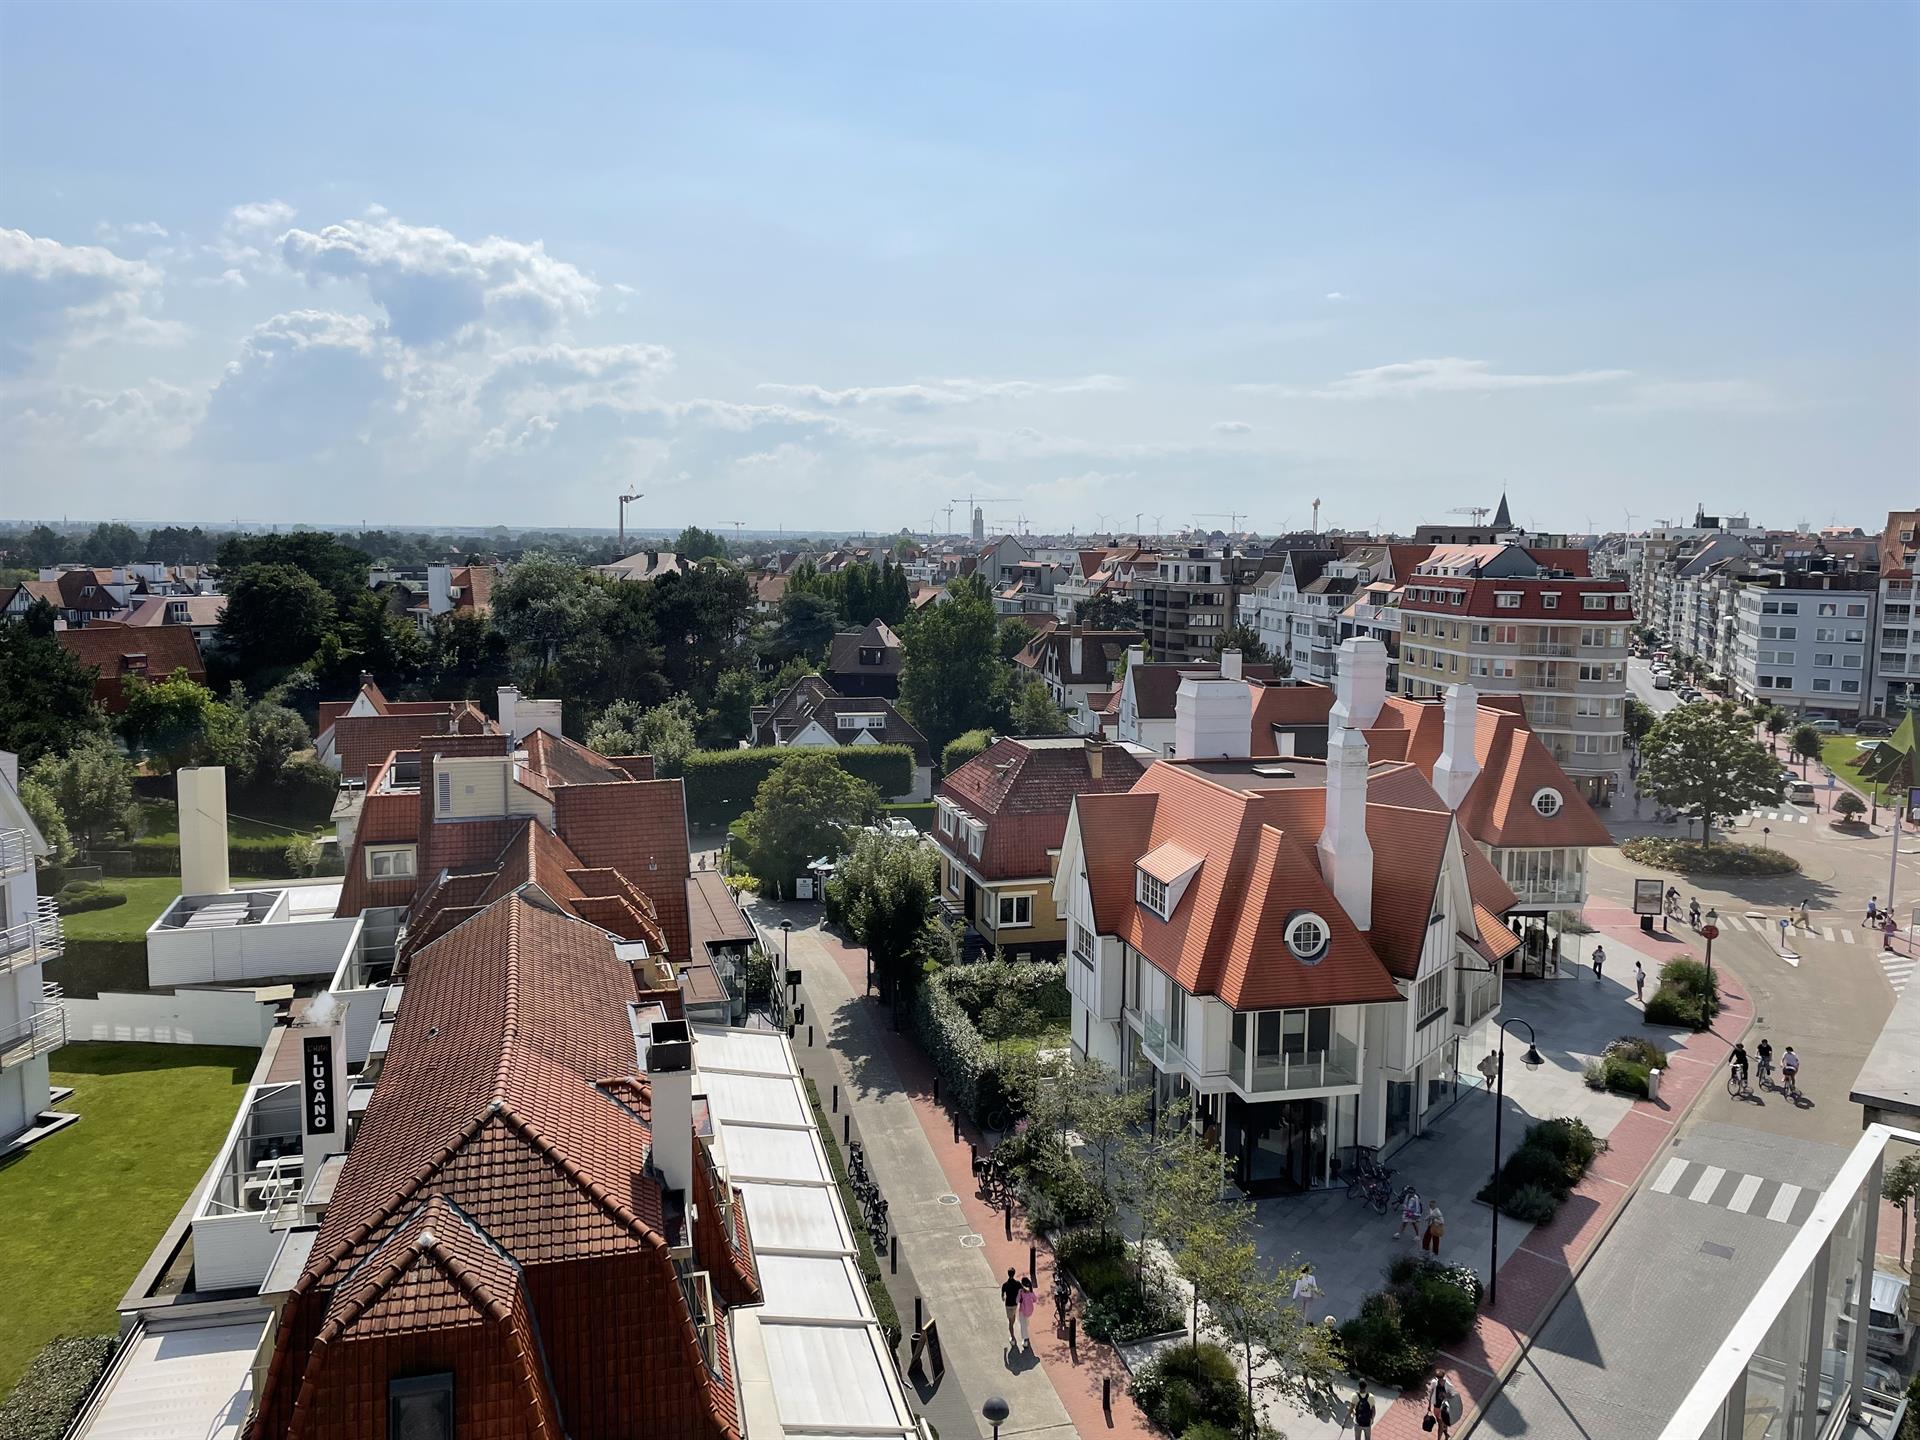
[64, 989, 278, 1048]
[148, 913, 361, 987]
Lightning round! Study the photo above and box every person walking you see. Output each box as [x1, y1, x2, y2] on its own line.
[1395, 1187, 1426, 1240]
[1427, 1373, 1459, 1438]
[1634, 960, 1646, 1003]
[1052, 1267, 1073, 1335]
[1016, 1276, 1037, 1350]
[1292, 1263, 1323, 1316]
[1867, 896, 1880, 925]
[1351, 1386, 1376, 1439]
[1592, 944, 1606, 981]
[1000, 1268, 1022, 1344]
[1423, 1202, 1446, 1256]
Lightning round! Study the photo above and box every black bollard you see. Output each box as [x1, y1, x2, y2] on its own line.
[1004, 1198, 1012, 1240]
[808, 1025, 814, 1047]
[933, 1074, 940, 1103]
[952, 1114, 960, 1144]
[1103, 1376, 1112, 1425]
[843, 1114, 850, 1146]
[890, 1235, 898, 1274]
[1028, 1244, 1036, 1284]
[832, 1084, 838, 1114]
[970, 1143, 977, 1172]
[1067, 1315, 1077, 1361]
[914, 1297, 923, 1334]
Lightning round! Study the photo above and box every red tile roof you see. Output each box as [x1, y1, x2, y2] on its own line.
[937, 737, 1147, 880]
[1401, 574, 1631, 621]
[54, 623, 205, 712]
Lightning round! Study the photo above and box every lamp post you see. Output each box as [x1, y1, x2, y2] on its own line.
[1488, 1018, 1545, 1309]
[983, 1396, 1010, 1440]
[779, 920, 793, 1021]
[1700, 909, 1720, 1033]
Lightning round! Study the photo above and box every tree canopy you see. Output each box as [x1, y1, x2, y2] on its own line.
[1010, 679, 1073, 737]
[1074, 593, 1141, 630]
[900, 578, 1010, 756]
[1214, 621, 1268, 664]
[733, 751, 881, 897]
[28, 733, 135, 851]
[0, 623, 106, 766]
[1637, 703, 1784, 843]
[825, 829, 940, 1005]
[674, 526, 732, 564]
[219, 563, 336, 671]
[586, 695, 699, 773]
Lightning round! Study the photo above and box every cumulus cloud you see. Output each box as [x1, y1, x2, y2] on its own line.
[476, 341, 675, 414]
[1243, 356, 1634, 399]
[228, 199, 298, 233]
[95, 220, 170, 246]
[6, 380, 200, 452]
[0, 228, 169, 373]
[757, 374, 1125, 411]
[197, 310, 400, 460]
[1212, 420, 1253, 434]
[1324, 291, 1347, 301]
[278, 215, 599, 345]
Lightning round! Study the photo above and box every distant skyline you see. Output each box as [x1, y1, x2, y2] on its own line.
[2, 2, 1915, 535]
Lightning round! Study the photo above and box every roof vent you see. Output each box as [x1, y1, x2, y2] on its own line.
[1252, 764, 1294, 778]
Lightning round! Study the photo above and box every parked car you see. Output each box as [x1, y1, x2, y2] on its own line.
[1808, 718, 1844, 734]
[1652, 672, 1673, 691]
[1856, 719, 1894, 737]
[1837, 1270, 1915, 1360]
[1785, 779, 1817, 805]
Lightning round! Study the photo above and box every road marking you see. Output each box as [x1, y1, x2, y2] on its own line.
[1689, 1165, 1727, 1203]
[1821, 926, 1837, 943]
[1652, 1157, 1689, 1195]
[1779, 949, 1800, 967]
[1727, 1174, 1764, 1215]
[1766, 1183, 1802, 1223]
[1842, 929, 1855, 945]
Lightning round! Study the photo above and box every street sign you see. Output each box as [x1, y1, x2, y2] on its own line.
[1700, 924, 1720, 940]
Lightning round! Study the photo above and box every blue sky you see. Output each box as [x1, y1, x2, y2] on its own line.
[2, 1, 1914, 535]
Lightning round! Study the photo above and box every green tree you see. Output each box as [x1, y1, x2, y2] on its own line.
[642, 563, 754, 705]
[19, 772, 73, 861]
[216, 531, 370, 612]
[491, 553, 617, 693]
[826, 829, 939, 1007]
[1886, 1153, 1920, 1273]
[1791, 723, 1823, 775]
[85, 520, 142, 565]
[0, 623, 107, 766]
[20, 597, 57, 637]
[1624, 696, 1657, 747]
[1834, 790, 1867, 823]
[941, 728, 993, 776]
[338, 590, 430, 686]
[1763, 707, 1789, 751]
[1208, 1246, 1341, 1436]
[997, 616, 1035, 662]
[700, 668, 760, 748]
[586, 695, 699, 773]
[117, 668, 218, 772]
[1213, 622, 1269, 664]
[29, 733, 135, 850]
[674, 525, 731, 564]
[767, 591, 839, 663]
[901, 578, 1010, 755]
[200, 686, 252, 773]
[219, 563, 336, 671]
[1637, 703, 1785, 844]
[1010, 679, 1072, 737]
[245, 702, 311, 787]
[734, 750, 881, 898]
[1074, 593, 1141, 630]
[430, 609, 510, 697]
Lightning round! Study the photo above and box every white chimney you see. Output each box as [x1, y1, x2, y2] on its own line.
[1219, 647, 1243, 682]
[296, 995, 348, 1174]
[496, 685, 520, 739]
[646, 1019, 695, 1200]
[1432, 682, 1482, 810]
[1173, 675, 1253, 760]
[427, 563, 453, 616]
[177, 766, 230, 897]
[1332, 637, 1388, 730]
[1317, 720, 1374, 930]
[515, 697, 563, 741]
[1126, 643, 1145, 670]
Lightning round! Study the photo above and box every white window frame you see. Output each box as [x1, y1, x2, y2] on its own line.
[996, 892, 1033, 929]
[367, 844, 417, 880]
[1137, 869, 1169, 918]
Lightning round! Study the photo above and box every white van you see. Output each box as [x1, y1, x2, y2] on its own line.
[1838, 1270, 1914, 1360]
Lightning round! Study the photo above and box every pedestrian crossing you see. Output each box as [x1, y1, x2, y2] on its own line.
[1649, 1157, 1821, 1225]
[1701, 912, 1914, 992]
[1731, 809, 1810, 825]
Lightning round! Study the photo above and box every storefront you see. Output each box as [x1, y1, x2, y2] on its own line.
[1224, 1093, 1361, 1195]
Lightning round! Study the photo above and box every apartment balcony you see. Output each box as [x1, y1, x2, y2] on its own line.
[0, 985, 66, 1071]
[1507, 880, 1587, 907]
[1229, 1035, 1361, 1094]
[0, 827, 31, 879]
[0, 897, 64, 976]
[1881, 631, 1910, 650]
[1880, 655, 1910, 675]
[1517, 641, 1576, 658]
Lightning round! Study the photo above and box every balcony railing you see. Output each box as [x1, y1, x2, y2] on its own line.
[0, 828, 31, 878]
[0, 898, 64, 976]
[0, 986, 66, 1071]
[1230, 1035, 1361, 1093]
[1517, 641, 1576, 658]
[1507, 881, 1586, 906]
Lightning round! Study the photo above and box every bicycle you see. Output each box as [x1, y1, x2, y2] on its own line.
[1755, 1057, 1775, 1091]
[867, 1197, 890, 1245]
[1727, 1064, 1749, 1098]
[1780, 1067, 1800, 1099]
[1360, 1175, 1393, 1216]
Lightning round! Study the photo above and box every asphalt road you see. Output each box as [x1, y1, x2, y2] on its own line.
[1626, 656, 1683, 715]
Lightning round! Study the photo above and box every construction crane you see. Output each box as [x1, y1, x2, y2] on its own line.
[1194, 511, 1247, 532]
[953, 493, 1015, 540]
[618, 491, 644, 550]
[1447, 505, 1490, 525]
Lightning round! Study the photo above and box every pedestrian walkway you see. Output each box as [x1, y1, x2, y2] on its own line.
[1647, 1156, 1821, 1224]
[749, 900, 1148, 1440]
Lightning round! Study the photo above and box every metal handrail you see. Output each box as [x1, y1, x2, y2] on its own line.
[0, 991, 66, 1070]
[0, 899, 64, 975]
[0, 828, 31, 877]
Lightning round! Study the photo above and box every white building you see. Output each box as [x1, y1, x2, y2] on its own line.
[0, 751, 66, 1147]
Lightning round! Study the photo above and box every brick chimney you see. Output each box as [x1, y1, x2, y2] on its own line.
[1086, 739, 1104, 780]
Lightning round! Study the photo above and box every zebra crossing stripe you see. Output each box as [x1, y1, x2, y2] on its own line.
[1652, 1157, 1688, 1195]
[1842, 929, 1855, 945]
[1821, 926, 1836, 943]
[1727, 1174, 1764, 1214]
[1689, 1166, 1727, 1203]
[1766, 1183, 1802, 1223]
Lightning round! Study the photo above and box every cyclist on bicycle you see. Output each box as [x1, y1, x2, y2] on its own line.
[1688, 897, 1701, 930]
[1756, 1037, 1774, 1083]
[1666, 886, 1681, 917]
[1729, 1041, 1749, 1090]
[1781, 1046, 1801, 1093]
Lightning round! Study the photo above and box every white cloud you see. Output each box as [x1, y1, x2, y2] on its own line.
[1212, 420, 1253, 434]
[1245, 356, 1635, 400]
[1324, 291, 1347, 301]
[197, 309, 401, 460]
[757, 374, 1125, 411]
[476, 341, 675, 414]
[6, 380, 200, 452]
[228, 200, 298, 233]
[94, 220, 170, 246]
[1598, 379, 1779, 415]
[278, 215, 600, 345]
[0, 228, 169, 373]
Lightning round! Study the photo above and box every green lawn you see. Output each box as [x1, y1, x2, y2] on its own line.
[134, 798, 306, 844]
[0, 1043, 257, 1401]
[1819, 734, 1902, 808]
[56, 877, 182, 942]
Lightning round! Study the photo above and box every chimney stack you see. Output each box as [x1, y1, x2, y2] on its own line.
[1432, 683, 1482, 810]
[1332, 637, 1388, 730]
[1085, 739, 1104, 780]
[177, 766, 230, 897]
[1173, 674, 1253, 760]
[1318, 649, 1376, 930]
[1219, 647, 1243, 682]
[1070, 633, 1084, 677]
[646, 1019, 696, 1201]
[496, 685, 520, 740]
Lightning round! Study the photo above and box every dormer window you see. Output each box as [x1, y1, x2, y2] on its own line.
[1531, 787, 1563, 818]
[1137, 870, 1169, 918]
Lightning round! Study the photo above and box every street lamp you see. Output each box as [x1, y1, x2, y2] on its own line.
[1700, 908, 1720, 1032]
[983, 1396, 1010, 1440]
[1488, 1018, 1546, 1309]
[779, 920, 793, 1019]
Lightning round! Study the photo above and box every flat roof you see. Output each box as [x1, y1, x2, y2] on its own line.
[71, 1314, 270, 1440]
[692, 1022, 917, 1440]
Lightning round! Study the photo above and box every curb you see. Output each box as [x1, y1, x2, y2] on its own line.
[1453, 958, 1754, 1436]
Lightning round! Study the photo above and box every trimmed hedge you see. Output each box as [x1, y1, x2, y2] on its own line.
[682, 745, 915, 830]
[125, 834, 305, 879]
[55, 883, 128, 915]
[0, 1334, 116, 1440]
[941, 728, 993, 776]
[910, 958, 1069, 1126]
[803, 1080, 902, 1348]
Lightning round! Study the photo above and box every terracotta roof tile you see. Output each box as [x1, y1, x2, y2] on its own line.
[937, 737, 1146, 879]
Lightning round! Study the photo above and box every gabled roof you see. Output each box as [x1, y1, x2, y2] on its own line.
[1125, 660, 1278, 721]
[1014, 627, 1143, 687]
[828, 620, 904, 676]
[937, 737, 1146, 879]
[54, 623, 205, 711]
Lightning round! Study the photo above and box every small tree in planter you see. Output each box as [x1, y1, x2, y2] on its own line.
[1833, 791, 1867, 827]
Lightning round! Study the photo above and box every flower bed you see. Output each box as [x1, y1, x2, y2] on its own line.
[1337, 1256, 1484, 1390]
[1055, 1230, 1183, 1345]
[1130, 1342, 1249, 1437]
[1642, 957, 1720, 1029]
[1476, 1116, 1598, 1222]
[1620, 836, 1799, 876]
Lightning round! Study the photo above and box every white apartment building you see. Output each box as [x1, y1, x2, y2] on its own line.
[0, 752, 66, 1146]
[1728, 573, 1877, 720]
[1871, 510, 1918, 718]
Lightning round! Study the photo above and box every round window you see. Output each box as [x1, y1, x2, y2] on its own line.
[1532, 786, 1563, 818]
[1285, 910, 1331, 965]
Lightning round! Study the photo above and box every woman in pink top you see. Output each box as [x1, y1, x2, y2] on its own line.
[1017, 1276, 1037, 1348]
